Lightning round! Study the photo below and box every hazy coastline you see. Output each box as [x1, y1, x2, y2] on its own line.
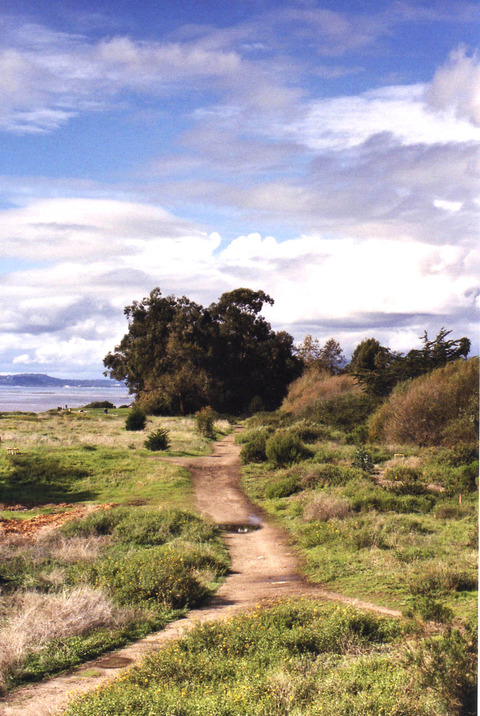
[0, 385, 132, 413]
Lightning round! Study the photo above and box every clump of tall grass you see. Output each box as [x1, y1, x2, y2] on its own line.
[303, 494, 352, 522]
[0, 586, 123, 693]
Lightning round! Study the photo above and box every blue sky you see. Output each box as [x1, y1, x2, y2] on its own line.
[0, 0, 478, 378]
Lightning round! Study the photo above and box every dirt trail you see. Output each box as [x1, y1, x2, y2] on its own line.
[0, 430, 400, 715]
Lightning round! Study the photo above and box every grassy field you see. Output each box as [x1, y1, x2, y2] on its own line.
[238, 424, 478, 626]
[0, 408, 230, 510]
[0, 403, 477, 714]
[0, 408, 230, 693]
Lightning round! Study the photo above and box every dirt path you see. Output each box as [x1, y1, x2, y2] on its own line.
[0, 430, 400, 715]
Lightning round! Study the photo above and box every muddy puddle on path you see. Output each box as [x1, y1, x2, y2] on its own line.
[0, 431, 400, 716]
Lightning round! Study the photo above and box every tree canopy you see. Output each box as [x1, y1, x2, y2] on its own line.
[296, 335, 346, 374]
[350, 328, 471, 396]
[104, 288, 301, 415]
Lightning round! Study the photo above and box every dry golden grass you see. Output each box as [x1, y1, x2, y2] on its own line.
[0, 586, 125, 692]
[368, 357, 479, 447]
[281, 368, 360, 415]
[303, 494, 352, 522]
[0, 530, 109, 565]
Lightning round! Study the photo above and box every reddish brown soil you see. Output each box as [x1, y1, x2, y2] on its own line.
[0, 504, 117, 539]
[0, 430, 400, 715]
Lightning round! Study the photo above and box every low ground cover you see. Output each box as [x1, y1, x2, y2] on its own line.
[243, 443, 478, 621]
[65, 599, 477, 716]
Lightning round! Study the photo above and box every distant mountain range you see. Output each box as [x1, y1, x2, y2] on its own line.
[0, 373, 124, 388]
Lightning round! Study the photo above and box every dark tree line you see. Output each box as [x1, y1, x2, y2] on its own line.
[104, 287, 302, 415]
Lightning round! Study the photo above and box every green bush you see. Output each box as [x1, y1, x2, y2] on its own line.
[345, 424, 369, 444]
[125, 407, 146, 431]
[239, 430, 268, 464]
[384, 465, 425, 494]
[352, 447, 375, 473]
[75, 546, 209, 609]
[406, 624, 477, 715]
[194, 406, 215, 438]
[83, 401, 115, 409]
[265, 429, 312, 466]
[144, 428, 170, 451]
[60, 508, 127, 537]
[308, 391, 379, 431]
[264, 475, 302, 499]
[300, 463, 360, 489]
[347, 485, 435, 514]
[289, 421, 333, 443]
[407, 596, 454, 624]
[113, 509, 218, 546]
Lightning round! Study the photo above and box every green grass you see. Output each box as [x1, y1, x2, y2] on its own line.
[0, 410, 231, 692]
[240, 427, 478, 625]
[0, 410, 230, 510]
[64, 599, 477, 716]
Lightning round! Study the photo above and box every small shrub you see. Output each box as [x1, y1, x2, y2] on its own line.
[384, 465, 425, 494]
[264, 475, 302, 499]
[345, 424, 369, 444]
[125, 407, 146, 431]
[347, 485, 435, 514]
[300, 464, 359, 489]
[83, 401, 115, 409]
[240, 431, 268, 464]
[144, 428, 170, 451]
[289, 421, 333, 443]
[194, 406, 215, 438]
[405, 624, 477, 714]
[409, 565, 478, 595]
[76, 546, 210, 609]
[408, 596, 454, 623]
[61, 508, 125, 537]
[265, 430, 312, 467]
[441, 444, 479, 467]
[352, 447, 375, 474]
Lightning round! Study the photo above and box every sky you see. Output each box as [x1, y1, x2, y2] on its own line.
[0, 0, 479, 378]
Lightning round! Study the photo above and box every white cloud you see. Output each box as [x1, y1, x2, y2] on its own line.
[0, 195, 477, 374]
[426, 47, 480, 126]
[0, 25, 243, 133]
[0, 198, 207, 260]
[287, 84, 480, 152]
[219, 233, 479, 325]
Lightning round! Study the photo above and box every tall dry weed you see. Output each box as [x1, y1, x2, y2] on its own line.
[0, 586, 124, 692]
[303, 494, 352, 522]
[281, 369, 360, 415]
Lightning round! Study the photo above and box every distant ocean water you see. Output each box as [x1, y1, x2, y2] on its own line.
[0, 386, 133, 413]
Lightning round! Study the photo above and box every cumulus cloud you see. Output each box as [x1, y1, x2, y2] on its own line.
[0, 196, 477, 374]
[426, 47, 480, 126]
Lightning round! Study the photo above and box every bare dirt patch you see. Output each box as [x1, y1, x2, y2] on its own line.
[0, 504, 117, 540]
[0, 429, 400, 715]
